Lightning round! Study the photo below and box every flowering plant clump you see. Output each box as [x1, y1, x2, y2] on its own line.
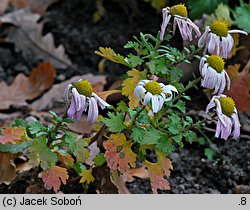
[0, 3, 247, 193]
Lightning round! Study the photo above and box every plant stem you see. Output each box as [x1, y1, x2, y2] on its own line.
[129, 105, 146, 129]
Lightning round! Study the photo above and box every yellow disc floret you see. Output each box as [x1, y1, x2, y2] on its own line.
[73, 80, 93, 97]
[145, 81, 162, 95]
[169, 4, 188, 17]
[218, 97, 235, 117]
[207, 55, 225, 73]
[210, 20, 229, 37]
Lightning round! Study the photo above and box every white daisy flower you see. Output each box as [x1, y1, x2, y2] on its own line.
[64, 79, 110, 123]
[160, 4, 201, 41]
[134, 80, 178, 113]
[198, 20, 247, 58]
[199, 55, 230, 95]
[206, 94, 240, 140]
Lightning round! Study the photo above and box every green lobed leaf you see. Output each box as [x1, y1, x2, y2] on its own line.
[28, 121, 46, 136]
[188, 0, 228, 19]
[28, 137, 58, 170]
[204, 148, 215, 161]
[0, 141, 32, 153]
[127, 54, 143, 67]
[156, 135, 175, 155]
[183, 130, 196, 144]
[233, 2, 250, 33]
[93, 153, 106, 167]
[103, 112, 126, 132]
[131, 126, 162, 145]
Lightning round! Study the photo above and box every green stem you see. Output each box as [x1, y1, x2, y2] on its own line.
[129, 105, 146, 129]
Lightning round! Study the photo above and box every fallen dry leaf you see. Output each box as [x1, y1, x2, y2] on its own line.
[0, 153, 18, 184]
[10, 0, 59, 15]
[225, 62, 250, 113]
[0, 9, 72, 69]
[111, 170, 130, 194]
[123, 165, 149, 182]
[30, 73, 107, 111]
[0, 62, 55, 110]
[0, 0, 9, 15]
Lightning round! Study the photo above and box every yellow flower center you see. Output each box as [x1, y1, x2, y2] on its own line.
[73, 80, 93, 97]
[207, 55, 225, 73]
[218, 97, 235, 117]
[169, 4, 188, 17]
[210, 20, 229, 37]
[145, 81, 162, 95]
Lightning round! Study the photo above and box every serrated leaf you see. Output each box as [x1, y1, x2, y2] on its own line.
[173, 100, 186, 113]
[127, 54, 143, 67]
[0, 141, 32, 153]
[156, 136, 175, 155]
[206, 3, 233, 26]
[144, 152, 172, 193]
[204, 148, 215, 161]
[188, 0, 228, 19]
[183, 130, 196, 143]
[95, 47, 131, 67]
[0, 127, 29, 144]
[93, 153, 106, 167]
[131, 126, 161, 145]
[12, 119, 30, 128]
[41, 166, 68, 193]
[56, 152, 74, 167]
[79, 169, 95, 184]
[28, 121, 46, 135]
[104, 133, 137, 173]
[28, 137, 58, 170]
[233, 2, 250, 33]
[116, 101, 127, 112]
[64, 134, 90, 163]
[103, 112, 126, 132]
[121, 69, 146, 109]
[172, 135, 183, 147]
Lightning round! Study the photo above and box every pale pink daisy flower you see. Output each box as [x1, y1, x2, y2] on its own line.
[199, 55, 230, 95]
[206, 95, 240, 140]
[134, 80, 178, 113]
[198, 20, 247, 58]
[160, 4, 201, 41]
[64, 79, 110, 123]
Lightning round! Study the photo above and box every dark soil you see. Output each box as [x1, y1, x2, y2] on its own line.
[0, 0, 249, 194]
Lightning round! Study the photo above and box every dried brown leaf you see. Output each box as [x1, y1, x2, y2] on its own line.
[0, 9, 72, 69]
[10, 0, 59, 14]
[0, 62, 55, 110]
[0, 153, 19, 184]
[225, 63, 250, 112]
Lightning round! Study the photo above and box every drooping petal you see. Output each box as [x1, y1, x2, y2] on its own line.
[206, 96, 216, 112]
[224, 70, 231, 91]
[217, 73, 226, 95]
[92, 92, 110, 109]
[215, 119, 222, 138]
[160, 11, 172, 40]
[198, 26, 210, 48]
[64, 84, 72, 104]
[87, 97, 99, 123]
[162, 85, 178, 93]
[228, 29, 248, 35]
[231, 111, 241, 139]
[67, 96, 78, 120]
[72, 88, 82, 111]
[151, 95, 159, 113]
[144, 92, 153, 106]
[220, 116, 232, 140]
